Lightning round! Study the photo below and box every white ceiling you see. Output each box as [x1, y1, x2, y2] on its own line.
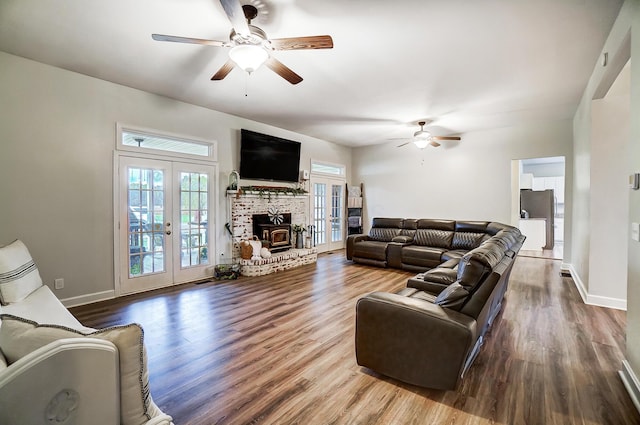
[0, 0, 623, 147]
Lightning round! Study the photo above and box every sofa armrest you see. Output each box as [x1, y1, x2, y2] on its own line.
[391, 235, 413, 244]
[346, 234, 370, 260]
[355, 291, 477, 390]
[0, 338, 119, 425]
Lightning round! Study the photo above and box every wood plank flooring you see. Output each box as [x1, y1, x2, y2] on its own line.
[70, 252, 640, 425]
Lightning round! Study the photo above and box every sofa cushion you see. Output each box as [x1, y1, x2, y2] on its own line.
[0, 285, 91, 331]
[0, 314, 161, 425]
[414, 229, 453, 248]
[401, 245, 446, 267]
[396, 287, 437, 303]
[442, 249, 468, 261]
[0, 240, 43, 306]
[422, 267, 458, 286]
[353, 240, 389, 261]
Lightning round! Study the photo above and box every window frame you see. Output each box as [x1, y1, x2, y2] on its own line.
[116, 123, 218, 162]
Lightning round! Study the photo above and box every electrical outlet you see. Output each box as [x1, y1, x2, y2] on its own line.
[54, 278, 64, 290]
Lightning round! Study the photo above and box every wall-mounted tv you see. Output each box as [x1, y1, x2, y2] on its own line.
[239, 129, 301, 183]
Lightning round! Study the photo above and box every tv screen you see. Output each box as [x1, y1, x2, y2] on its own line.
[239, 129, 301, 183]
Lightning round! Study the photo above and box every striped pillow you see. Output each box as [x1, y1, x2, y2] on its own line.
[0, 240, 43, 306]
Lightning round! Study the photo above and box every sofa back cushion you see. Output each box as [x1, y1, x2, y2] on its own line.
[457, 242, 505, 291]
[369, 227, 401, 242]
[451, 232, 487, 250]
[434, 282, 470, 310]
[368, 218, 403, 241]
[454, 221, 489, 233]
[371, 217, 403, 228]
[414, 229, 453, 248]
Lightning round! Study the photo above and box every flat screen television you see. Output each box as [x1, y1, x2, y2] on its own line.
[239, 129, 301, 183]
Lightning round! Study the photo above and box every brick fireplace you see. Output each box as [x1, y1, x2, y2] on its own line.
[228, 189, 309, 258]
[227, 189, 317, 276]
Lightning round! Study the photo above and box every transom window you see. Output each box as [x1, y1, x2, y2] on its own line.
[311, 160, 345, 177]
[118, 124, 216, 160]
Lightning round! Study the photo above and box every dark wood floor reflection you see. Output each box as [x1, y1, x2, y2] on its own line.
[71, 252, 640, 425]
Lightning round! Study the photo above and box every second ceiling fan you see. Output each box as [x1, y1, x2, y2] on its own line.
[396, 121, 461, 149]
[152, 0, 334, 84]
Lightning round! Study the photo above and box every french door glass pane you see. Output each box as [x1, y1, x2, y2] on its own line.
[331, 184, 343, 242]
[314, 183, 326, 245]
[127, 167, 165, 277]
[180, 172, 209, 268]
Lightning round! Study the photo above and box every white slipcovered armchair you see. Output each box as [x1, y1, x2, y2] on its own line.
[0, 240, 173, 425]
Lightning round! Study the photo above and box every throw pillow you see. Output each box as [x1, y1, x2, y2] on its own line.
[0, 314, 155, 425]
[0, 240, 43, 305]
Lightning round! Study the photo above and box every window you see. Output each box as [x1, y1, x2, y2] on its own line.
[311, 160, 345, 177]
[118, 125, 216, 161]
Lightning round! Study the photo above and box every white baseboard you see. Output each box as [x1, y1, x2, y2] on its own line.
[61, 290, 115, 308]
[565, 264, 627, 310]
[620, 360, 640, 415]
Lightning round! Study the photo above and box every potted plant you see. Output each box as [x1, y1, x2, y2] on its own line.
[291, 224, 306, 249]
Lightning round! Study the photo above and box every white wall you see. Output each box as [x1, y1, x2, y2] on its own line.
[352, 120, 573, 254]
[572, 0, 640, 404]
[626, 0, 640, 397]
[0, 51, 352, 302]
[570, 0, 632, 310]
[588, 94, 629, 305]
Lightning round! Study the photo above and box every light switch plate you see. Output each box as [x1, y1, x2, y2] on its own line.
[632, 223, 640, 242]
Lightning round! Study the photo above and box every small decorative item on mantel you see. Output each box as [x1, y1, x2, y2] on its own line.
[227, 170, 239, 191]
[291, 224, 306, 249]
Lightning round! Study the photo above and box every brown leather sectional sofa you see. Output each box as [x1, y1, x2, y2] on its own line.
[348, 217, 525, 390]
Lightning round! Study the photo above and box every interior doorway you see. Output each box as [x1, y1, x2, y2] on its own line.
[511, 156, 565, 260]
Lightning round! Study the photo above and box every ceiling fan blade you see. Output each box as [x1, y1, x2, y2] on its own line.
[270, 35, 334, 51]
[265, 57, 303, 84]
[396, 142, 411, 147]
[152, 34, 229, 47]
[219, 0, 250, 38]
[429, 140, 441, 148]
[432, 136, 461, 141]
[211, 60, 236, 80]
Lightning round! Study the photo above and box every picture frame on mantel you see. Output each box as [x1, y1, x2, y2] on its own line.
[228, 170, 239, 191]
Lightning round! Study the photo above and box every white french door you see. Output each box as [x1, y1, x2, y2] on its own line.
[311, 177, 345, 253]
[117, 156, 215, 295]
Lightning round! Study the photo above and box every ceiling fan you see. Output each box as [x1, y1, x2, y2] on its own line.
[396, 121, 461, 149]
[152, 0, 334, 84]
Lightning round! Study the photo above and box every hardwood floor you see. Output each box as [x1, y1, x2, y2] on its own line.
[70, 252, 640, 425]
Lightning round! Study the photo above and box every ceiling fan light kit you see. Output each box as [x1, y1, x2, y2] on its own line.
[152, 0, 334, 84]
[396, 121, 461, 149]
[413, 139, 430, 149]
[229, 44, 269, 73]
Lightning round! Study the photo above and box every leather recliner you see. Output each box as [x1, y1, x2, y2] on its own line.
[355, 224, 524, 390]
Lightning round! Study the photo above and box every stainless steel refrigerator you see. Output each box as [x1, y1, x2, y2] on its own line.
[520, 189, 555, 249]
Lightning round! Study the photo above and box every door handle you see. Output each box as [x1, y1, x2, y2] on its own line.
[165, 222, 171, 235]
